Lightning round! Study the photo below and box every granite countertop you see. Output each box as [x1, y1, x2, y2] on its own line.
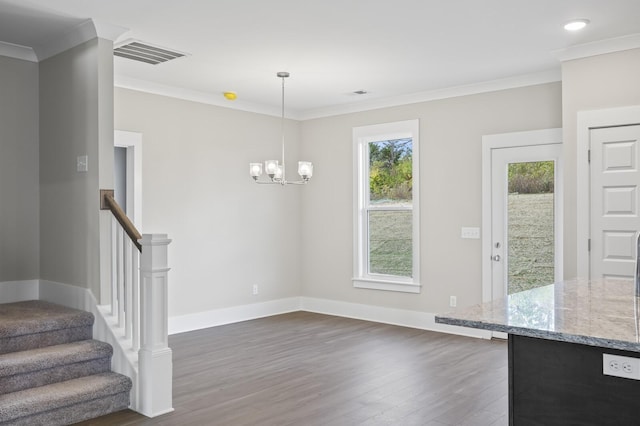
[435, 278, 640, 352]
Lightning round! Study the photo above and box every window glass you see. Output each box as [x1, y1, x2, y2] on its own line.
[369, 138, 413, 204]
[353, 120, 420, 293]
[368, 210, 413, 277]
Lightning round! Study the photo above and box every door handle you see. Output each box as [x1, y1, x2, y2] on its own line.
[492, 254, 501, 262]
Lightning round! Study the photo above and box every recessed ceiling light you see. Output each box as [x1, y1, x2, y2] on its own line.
[564, 19, 590, 31]
[353, 90, 368, 95]
[223, 92, 237, 100]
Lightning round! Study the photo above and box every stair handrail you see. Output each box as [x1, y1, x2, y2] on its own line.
[99, 188, 173, 417]
[100, 189, 142, 252]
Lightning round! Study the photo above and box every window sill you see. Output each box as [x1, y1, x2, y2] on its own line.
[352, 278, 421, 294]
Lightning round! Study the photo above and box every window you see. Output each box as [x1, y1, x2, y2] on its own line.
[353, 120, 420, 293]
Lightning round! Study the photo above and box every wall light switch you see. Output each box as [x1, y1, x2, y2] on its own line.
[461, 227, 480, 239]
[77, 155, 88, 172]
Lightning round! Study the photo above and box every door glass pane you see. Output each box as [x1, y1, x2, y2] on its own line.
[368, 210, 412, 277]
[507, 161, 555, 294]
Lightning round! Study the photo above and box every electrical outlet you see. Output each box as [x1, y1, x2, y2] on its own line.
[449, 296, 457, 307]
[603, 354, 640, 380]
[252, 284, 259, 295]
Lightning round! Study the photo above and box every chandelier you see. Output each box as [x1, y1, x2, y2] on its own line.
[249, 72, 313, 185]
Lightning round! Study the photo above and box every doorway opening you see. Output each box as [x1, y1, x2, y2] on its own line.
[114, 130, 142, 229]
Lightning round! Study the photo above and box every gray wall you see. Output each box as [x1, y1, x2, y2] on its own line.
[115, 82, 561, 319]
[561, 48, 640, 278]
[114, 88, 303, 317]
[0, 56, 39, 281]
[5, 37, 639, 321]
[39, 38, 114, 296]
[300, 83, 562, 314]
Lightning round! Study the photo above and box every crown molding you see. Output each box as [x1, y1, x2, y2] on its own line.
[116, 68, 560, 122]
[298, 68, 561, 120]
[553, 33, 640, 63]
[114, 75, 296, 119]
[92, 19, 129, 43]
[0, 41, 37, 62]
[0, 19, 128, 62]
[35, 19, 128, 61]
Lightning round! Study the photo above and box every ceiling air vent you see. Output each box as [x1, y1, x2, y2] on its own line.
[114, 40, 187, 65]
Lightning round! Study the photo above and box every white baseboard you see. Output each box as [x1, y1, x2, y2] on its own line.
[167, 295, 488, 340]
[0, 280, 39, 303]
[39, 280, 96, 311]
[2, 281, 487, 340]
[168, 297, 302, 335]
[300, 297, 490, 339]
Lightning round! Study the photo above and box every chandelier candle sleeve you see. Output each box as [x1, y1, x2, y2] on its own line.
[298, 161, 313, 180]
[249, 72, 313, 185]
[265, 160, 279, 177]
[250, 163, 263, 179]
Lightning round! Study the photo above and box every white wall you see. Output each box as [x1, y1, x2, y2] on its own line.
[561, 48, 640, 278]
[114, 88, 303, 318]
[300, 83, 562, 314]
[39, 38, 114, 297]
[0, 56, 39, 282]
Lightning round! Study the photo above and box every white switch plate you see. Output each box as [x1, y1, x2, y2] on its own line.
[77, 155, 88, 172]
[603, 353, 640, 380]
[461, 227, 480, 239]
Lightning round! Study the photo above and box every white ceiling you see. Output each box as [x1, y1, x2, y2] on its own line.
[2, 0, 640, 119]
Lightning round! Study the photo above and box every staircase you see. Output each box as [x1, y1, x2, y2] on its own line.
[0, 300, 132, 426]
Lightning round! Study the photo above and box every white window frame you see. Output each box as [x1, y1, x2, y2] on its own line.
[352, 119, 420, 293]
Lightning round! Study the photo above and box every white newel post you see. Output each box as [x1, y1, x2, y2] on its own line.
[138, 234, 174, 417]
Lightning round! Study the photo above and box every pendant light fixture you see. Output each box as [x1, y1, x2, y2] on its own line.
[249, 72, 313, 185]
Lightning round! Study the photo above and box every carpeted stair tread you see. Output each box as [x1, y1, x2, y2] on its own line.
[0, 372, 132, 423]
[0, 300, 94, 339]
[0, 340, 112, 378]
[0, 340, 113, 395]
[0, 300, 133, 424]
[2, 392, 130, 426]
[0, 301, 94, 355]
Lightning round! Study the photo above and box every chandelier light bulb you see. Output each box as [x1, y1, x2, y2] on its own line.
[298, 161, 313, 179]
[249, 163, 263, 178]
[265, 160, 279, 176]
[274, 165, 283, 180]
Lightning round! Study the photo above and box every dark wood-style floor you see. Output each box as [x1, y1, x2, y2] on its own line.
[76, 312, 507, 426]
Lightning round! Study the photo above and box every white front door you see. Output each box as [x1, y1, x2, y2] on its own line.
[590, 125, 640, 280]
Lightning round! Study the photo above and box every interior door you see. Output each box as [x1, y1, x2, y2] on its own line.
[590, 125, 640, 280]
[491, 144, 563, 308]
